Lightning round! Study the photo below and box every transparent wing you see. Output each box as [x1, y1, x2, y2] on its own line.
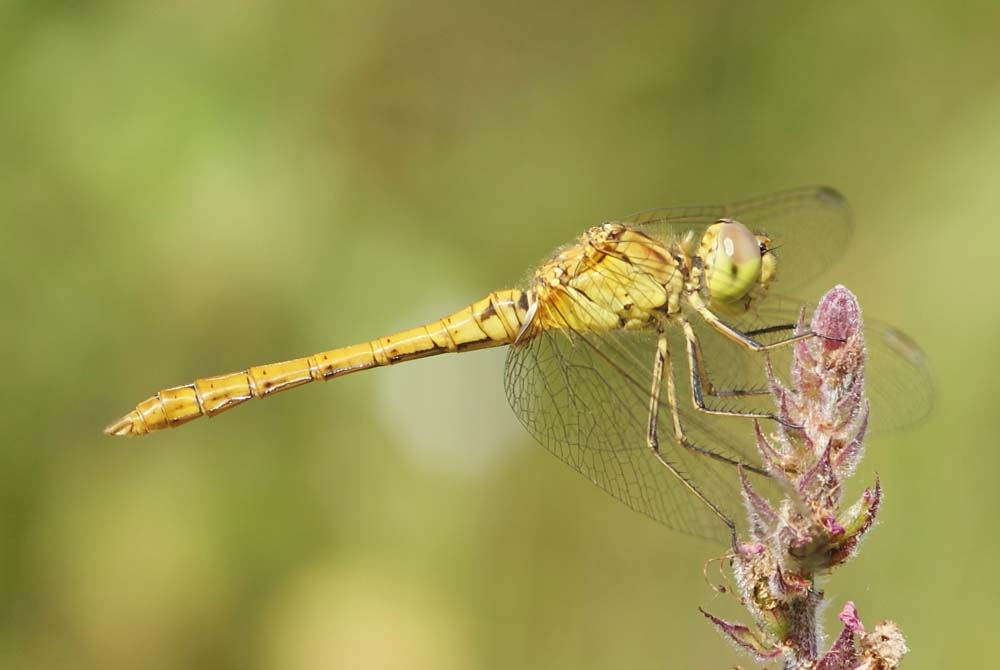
[502, 290, 930, 542]
[620, 186, 852, 293]
[686, 294, 934, 433]
[504, 313, 767, 544]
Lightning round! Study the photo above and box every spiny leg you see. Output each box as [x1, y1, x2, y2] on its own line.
[687, 319, 800, 401]
[684, 318, 770, 401]
[744, 322, 797, 339]
[687, 293, 819, 353]
[645, 328, 667, 452]
[700, 322, 798, 398]
[657, 336, 769, 477]
[681, 319, 799, 429]
[645, 329, 739, 546]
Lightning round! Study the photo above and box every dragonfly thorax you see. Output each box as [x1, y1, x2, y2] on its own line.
[528, 223, 684, 334]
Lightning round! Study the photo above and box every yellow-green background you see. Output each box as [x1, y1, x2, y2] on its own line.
[2, 2, 994, 668]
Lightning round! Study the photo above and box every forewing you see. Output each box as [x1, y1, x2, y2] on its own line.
[503, 291, 930, 543]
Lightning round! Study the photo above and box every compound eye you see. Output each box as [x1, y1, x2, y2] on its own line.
[706, 220, 763, 304]
[718, 221, 760, 264]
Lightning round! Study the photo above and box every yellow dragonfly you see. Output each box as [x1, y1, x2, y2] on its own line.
[105, 186, 932, 544]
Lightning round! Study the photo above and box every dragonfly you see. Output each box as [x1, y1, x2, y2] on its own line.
[104, 186, 932, 544]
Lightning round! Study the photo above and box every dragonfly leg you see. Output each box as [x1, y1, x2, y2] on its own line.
[645, 329, 667, 453]
[681, 319, 799, 429]
[744, 322, 797, 339]
[646, 330, 739, 545]
[684, 318, 770, 400]
[657, 333, 768, 477]
[687, 293, 817, 353]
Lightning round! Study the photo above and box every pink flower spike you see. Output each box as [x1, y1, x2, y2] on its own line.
[707, 284, 908, 668]
[740, 467, 778, 541]
[823, 516, 846, 536]
[833, 403, 869, 475]
[792, 305, 816, 363]
[773, 564, 811, 597]
[814, 603, 866, 669]
[861, 620, 909, 667]
[753, 421, 784, 475]
[816, 628, 861, 670]
[834, 367, 865, 417]
[700, 608, 782, 660]
[737, 541, 766, 557]
[838, 601, 865, 633]
[765, 356, 801, 428]
[830, 479, 882, 565]
[811, 285, 862, 348]
[797, 442, 837, 504]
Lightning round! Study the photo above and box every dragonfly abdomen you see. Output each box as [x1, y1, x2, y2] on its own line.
[104, 289, 530, 436]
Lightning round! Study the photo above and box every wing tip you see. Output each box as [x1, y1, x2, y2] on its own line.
[814, 185, 848, 208]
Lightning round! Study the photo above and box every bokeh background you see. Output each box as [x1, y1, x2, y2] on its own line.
[2, 2, 996, 668]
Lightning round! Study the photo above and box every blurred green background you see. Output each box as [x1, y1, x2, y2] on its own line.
[2, 1, 996, 668]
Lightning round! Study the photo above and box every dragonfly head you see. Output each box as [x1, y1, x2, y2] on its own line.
[699, 219, 776, 314]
